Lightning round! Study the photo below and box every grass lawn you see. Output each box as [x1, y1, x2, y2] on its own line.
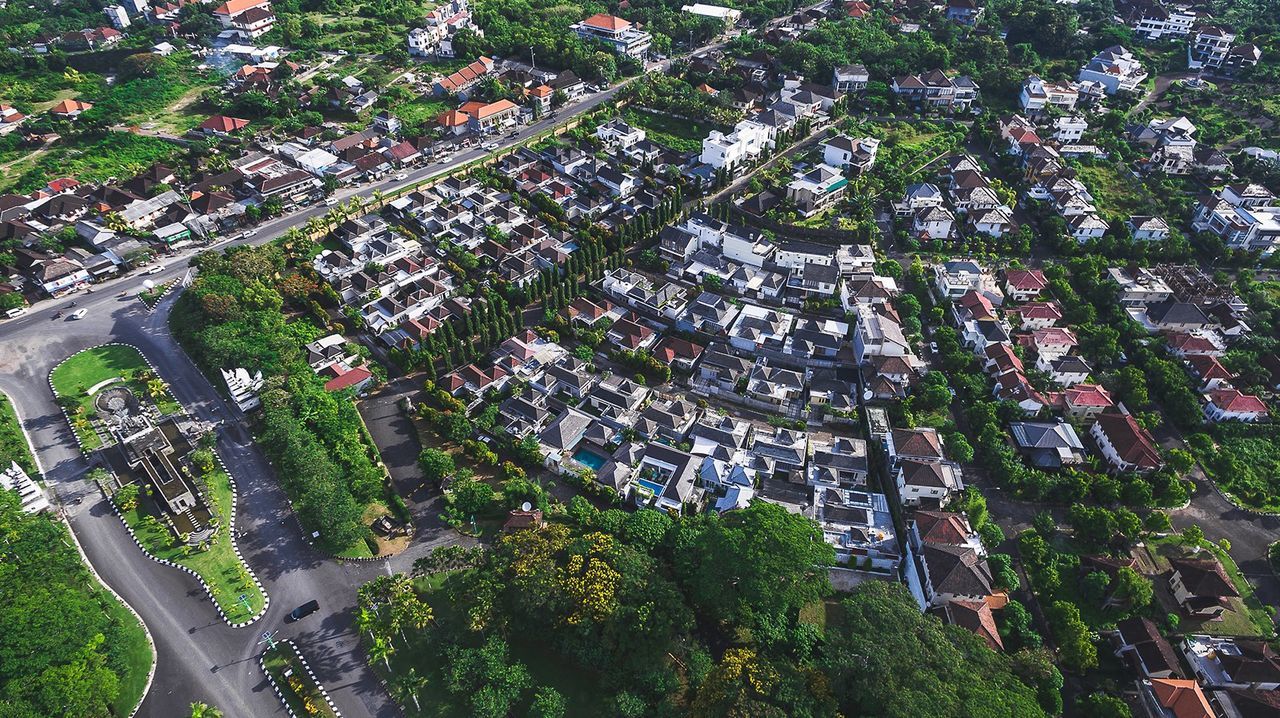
[51, 345, 182, 450]
[1145, 535, 1274, 637]
[0, 393, 37, 476]
[624, 108, 717, 154]
[1073, 162, 1148, 218]
[393, 97, 452, 133]
[105, 596, 153, 717]
[263, 642, 339, 718]
[122, 469, 266, 622]
[1, 132, 184, 193]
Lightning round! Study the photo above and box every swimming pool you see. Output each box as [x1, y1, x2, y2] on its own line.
[572, 447, 608, 471]
[636, 478, 665, 495]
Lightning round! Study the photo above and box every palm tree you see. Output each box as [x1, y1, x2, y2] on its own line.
[389, 668, 427, 712]
[146, 378, 169, 402]
[368, 635, 395, 670]
[371, 189, 385, 208]
[189, 702, 223, 718]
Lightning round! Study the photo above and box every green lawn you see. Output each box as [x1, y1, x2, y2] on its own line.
[105, 596, 154, 717]
[1, 132, 184, 194]
[1146, 535, 1274, 638]
[0, 393, 37, 476]
[263, 642, 339, 718]
[51, 345, 183, 450]
[121, 468, 266, 623]
[392, 97, 452, 133]
[1073, 162, 1148, 219]
[624, 108, 717, 154]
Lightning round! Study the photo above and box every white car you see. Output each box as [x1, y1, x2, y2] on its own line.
[394, 172, 408, 181]
[324, 197, 339, 206]
[243, 229, 258, 237]
[146, 265, 164, 275]
[70, 308, 87, 320]
[482, 142, 499, 151]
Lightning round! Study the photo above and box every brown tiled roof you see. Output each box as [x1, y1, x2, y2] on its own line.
[1170, 557, 1238, 598]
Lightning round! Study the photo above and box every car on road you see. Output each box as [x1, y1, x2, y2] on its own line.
[287, 600, 320, 622]
[482, 142, 499, 151]
[146, 265, 164, 275]
[4, 307, 26, 319]
[324, 197, 339, 206]
[243, 229, 257, 237]
[507, 130, 520, 138]
[69, 308, 87, 320]
[394, 172, 408, 181]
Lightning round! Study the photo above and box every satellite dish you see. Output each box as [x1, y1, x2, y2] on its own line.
[520, 501, 532, 512]
[142, 279, 155, 290]
[862, 390, 873, 401]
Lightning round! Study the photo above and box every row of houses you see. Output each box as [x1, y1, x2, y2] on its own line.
[894, 153, 1015, 240]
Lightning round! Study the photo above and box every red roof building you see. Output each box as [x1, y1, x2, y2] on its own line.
[1090, 412, 1162, 473]
[198, 115, 250, 134]
[321, 364, 373, 392]
[1204, 389, 1268, 422]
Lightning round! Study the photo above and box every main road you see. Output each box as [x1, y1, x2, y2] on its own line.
[0, 71, 644, 717]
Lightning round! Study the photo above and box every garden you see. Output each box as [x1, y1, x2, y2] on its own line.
[0, 392, 36, 475]
[262, 641, 339, 718]
[50, 344, 182, 451]
[111, 460, 267, 624]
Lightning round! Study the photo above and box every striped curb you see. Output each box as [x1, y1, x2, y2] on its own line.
[48, 342, 270, 628]
[259, 639, 344, 718]
[140, 278, 181, 313]
[3, 389, 159, 718]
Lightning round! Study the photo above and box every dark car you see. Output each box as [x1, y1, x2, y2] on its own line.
[288, 600, 320, 622]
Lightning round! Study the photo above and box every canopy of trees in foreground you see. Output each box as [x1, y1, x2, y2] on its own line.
[0, 492, 149, 718]
[361, 501, 1055, 717]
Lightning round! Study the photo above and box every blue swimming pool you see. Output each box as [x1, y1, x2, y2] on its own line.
[636, 478, 665, 494]
[572, 447, 608, 471]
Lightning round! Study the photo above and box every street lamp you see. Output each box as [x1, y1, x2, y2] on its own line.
[259, 630, 278, 652]
[529, 46, 535, 70]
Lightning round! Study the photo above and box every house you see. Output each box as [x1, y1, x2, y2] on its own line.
[50, 99, 94, 118]
[0, 105, 27, 134]
[894, 182, 943, 217]
[634, 398, 700, 443]
[808, 437, 869, 488]
[891, 70, 980, 112]
[832, 64, 869, 93]
[1168, 557, 1239, 618]
[821, 135, 880, 173]
[786, 164, 847, 217]
[700, 119, 775, 171]
[943, 599, 1002, 651]
[1112, 616, 1184, 679]
[319, 363, 374, 394]
[1182, 635, 1280, 691]
[432, 56, 495, 97]
[1010, 421, 1085, 468]
[1127, 215, 1171, 242]
[1090, 412, 1162, 473]
[630, 443, 700, 513]
[1026, 327, 1078, 360]
[1059, 383, 1114, 421]
[1144, 678, 1214, 718]
[540, 356, 598, 400]
[1054, 115, 1088, 143]
[681, 3, 742, 26]
[538, 408, 595, 469]
[999, 269, 1046, 302]
[213, 0, 271, 27]
[1019, 75, 1080, 113]
[920, 543, 993, 606]
[1068, 212, 1110, 242]
[896, 458, 963, 507]
[945, 0, 981, 24]
[1078, 45, 1148, 94]
[888, 427, 945, 464]
[1203, 389, 1268, 422]
[1007, 301, 1062, 330]
[910, 510, 983, 554]
[1185, 354, 1235, 391]
[571, 13, 652, 57]
[466, 100, 519, 134]
[1145, 299, 1211, 333]
[1044, 354, 1092, 386]
[912, 206, 955, 240]
[1110, 266, 1174, 306]
[197, 115, 250, 136]
[652, 336, 705, 372]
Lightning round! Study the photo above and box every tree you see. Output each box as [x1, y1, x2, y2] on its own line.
[189, 702, 224, 718]
[1112, 567, 1153, 613]
[1181, 524, 1204, 546]
[418, 448, 456, 485]
[674, 502, 835, 629]
[822, 582, 1047, 718]
[1077, 693, 1132, 718]
[1047, 600, 1097, 672]
[529, 687, 566, 718]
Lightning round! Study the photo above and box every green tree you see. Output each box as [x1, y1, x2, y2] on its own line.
[1047, 600, 1097, 672]
[418, 448, 456, 485]
[528, 687, 566, 718]
[1077, 693, 1132, 718]
[189, 702, 224, 718]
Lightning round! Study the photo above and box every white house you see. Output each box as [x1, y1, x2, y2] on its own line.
[700, 119, 775, 171]
[1078, 45, 1148, 94]
[1203, 389, 1268, 422]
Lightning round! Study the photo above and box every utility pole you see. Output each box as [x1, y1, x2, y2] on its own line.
[529, 46, 535, 69]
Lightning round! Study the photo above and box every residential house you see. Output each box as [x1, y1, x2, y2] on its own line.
[832, 64, 869, 93]
[822, 135, 880, 173]
[1001, 269, 1047, 302]
[1078, 45, 1148, 94]
[920, 543, 993, 606]
[1203, 388, 1268, 422]
[1059, 383, 1115, 421]
[1090, 412, 1163, 473]
[891, 70, 980, 112]
[1168, 556, 1240, 619]
[1044, 354, 1092, 386]
[571, 13, 652, 57]
[1112, 616, 1184, 679]
[1010, 421, 1086, 468]
[1127, 215, 1171, 242]
[897, 458, 963, 507]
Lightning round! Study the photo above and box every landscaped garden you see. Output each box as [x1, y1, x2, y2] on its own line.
[112, 461, 267, 623]
[262, 641, 339, 718]
[51, 344, 182, 450]
[1142, 533, 1275, 638]
[0, 392, 36, 475]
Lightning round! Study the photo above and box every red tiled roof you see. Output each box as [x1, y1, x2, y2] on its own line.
[581, 12, 631, 31]
[1206, 389, 1267, 415]
[1149, 679, 1213, 718]
[322, 365, 372, 391]
[50, 99, 93, 115]
[1011, 301, 1062, 321]
[198, 115, 250, 133]
[1185, 354, 1234, 381]
[1094, 413, 1161, 469]
[653, 336, 705, 364]
[1004, 268, 1047, 291]
[437, 109, 470, 127]
[1064, 383, 1113, 407]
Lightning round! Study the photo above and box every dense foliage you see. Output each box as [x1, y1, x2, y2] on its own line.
[172, 244, 386, 551]
[0, 492, 148, 718]
[364, 502, 1052, 717]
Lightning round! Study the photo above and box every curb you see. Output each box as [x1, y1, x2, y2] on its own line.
[2, 389, 160, 718]
[140, 278, 181, 313]
[259, 639, 344, 718]
[48, 342, 270, 628]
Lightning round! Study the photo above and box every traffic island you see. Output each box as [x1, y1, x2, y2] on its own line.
[261, 639, 343, 718]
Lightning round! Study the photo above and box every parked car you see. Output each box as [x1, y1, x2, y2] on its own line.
[69, 308, 87, 320]
[4, 307, 26, 319]
[288, 600, 320, 622]
[394, 172, 408, 181]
